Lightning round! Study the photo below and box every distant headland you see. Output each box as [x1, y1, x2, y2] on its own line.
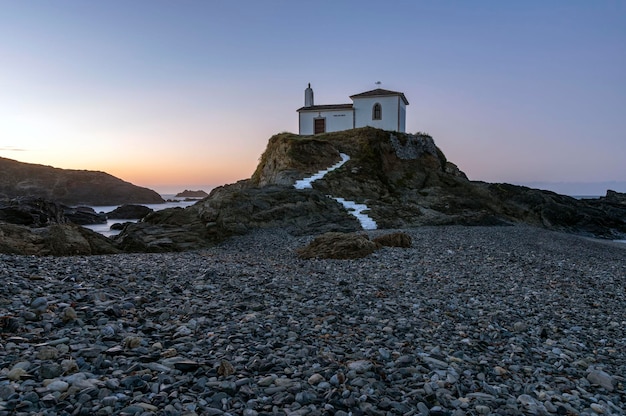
[175, 189, 209, 198]
[0, 157, 164, 206]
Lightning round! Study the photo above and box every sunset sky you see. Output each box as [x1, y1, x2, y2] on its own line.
[1, 1, 624, 195]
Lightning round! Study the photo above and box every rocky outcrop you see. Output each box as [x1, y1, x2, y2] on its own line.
[0, 157, 164, 205]
[64, 206, 108, 225]
[112, 127, 626, 251]
[0, 197, 106, 226]
[0, 197, 119, 255]
[0, 197, 67, 226]
[107, 204, 153, 220]
[485, 184, 626, 239]
[0, 223, 119, 255]
[114, 184, 360, 252]
[7, 128, 619, 255]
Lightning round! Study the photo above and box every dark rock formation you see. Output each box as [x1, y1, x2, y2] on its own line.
[0, 197, 68, 226]
[113, 127, 626, 251]
[0, 157, 164, 205]
[107, 204, 153, 220]
[175, 190, 209, 198]
[0, 223, 120, 255]
[0, 197, 117, 255]
[0, 197, 106, 226]
[599, 189, 626, 205]
[110, 222, 131, 231]
[485, 184, 626, 239]
[114, 184, 360, 252]
[63, 206, 108, 225]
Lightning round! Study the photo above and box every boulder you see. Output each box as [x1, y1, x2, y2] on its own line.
[107, 204, 154, 219]
[372, 232, 412, 248]
[63, 206, 107, 225]
[296, 232, 380, 259]
[110, 222, 131, 231]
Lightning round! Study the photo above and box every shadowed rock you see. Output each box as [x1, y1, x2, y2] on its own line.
[107, 204, 154, 220]
[0, 223, 120, 255]
[296, 232, 380, 259]
[372, 231, 412, 247]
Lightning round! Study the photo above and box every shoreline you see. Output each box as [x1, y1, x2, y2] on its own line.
[1, 225, 624, 414]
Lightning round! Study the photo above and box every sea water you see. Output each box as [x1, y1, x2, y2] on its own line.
[82, 196, 200, 237]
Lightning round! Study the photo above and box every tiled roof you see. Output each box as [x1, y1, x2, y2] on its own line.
[297, 104, 353, 112]
[349, 88, 409, 105]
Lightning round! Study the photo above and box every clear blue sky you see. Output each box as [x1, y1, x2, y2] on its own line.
[1, 1, 624, 195]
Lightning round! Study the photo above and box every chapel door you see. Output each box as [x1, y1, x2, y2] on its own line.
[314, 118, 325, 134]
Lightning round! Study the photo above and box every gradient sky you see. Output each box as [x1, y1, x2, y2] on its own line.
[1, 1, 624, 195]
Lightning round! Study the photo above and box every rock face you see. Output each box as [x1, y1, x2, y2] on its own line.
[113, 127, 626, 251]
[0, 157, 164, 205]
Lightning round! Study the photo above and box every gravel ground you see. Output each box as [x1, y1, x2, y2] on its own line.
[0, 225, 625, 416]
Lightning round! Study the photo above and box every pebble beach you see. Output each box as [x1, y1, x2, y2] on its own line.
[1, 225, 625, 416]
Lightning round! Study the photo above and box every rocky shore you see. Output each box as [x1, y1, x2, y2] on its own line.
[1, 225, 624, 415]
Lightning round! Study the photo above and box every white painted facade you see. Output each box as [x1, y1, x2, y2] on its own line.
[297, 85, 408, 135]
[298, 108, 354, 136]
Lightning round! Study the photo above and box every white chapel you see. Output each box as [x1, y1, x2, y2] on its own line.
[297, 84, 409, 135]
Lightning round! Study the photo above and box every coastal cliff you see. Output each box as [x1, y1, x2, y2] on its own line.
[0, 157, 164, 205]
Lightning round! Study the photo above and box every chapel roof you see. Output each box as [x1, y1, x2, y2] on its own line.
[297, 103, 353, 112]
[349, 88, 409, 105]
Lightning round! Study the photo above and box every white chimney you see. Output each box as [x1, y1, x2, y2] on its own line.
[304, 83, 314, 107]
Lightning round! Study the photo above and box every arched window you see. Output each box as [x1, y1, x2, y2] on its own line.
[372, 103, 382, 120]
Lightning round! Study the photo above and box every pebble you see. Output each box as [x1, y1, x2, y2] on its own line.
[46, 380, 69, 392]
[587, 369, 615, 391]
[0, 226, 624, 415]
